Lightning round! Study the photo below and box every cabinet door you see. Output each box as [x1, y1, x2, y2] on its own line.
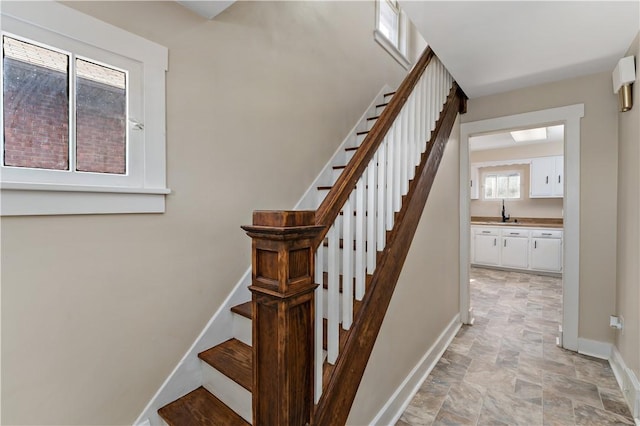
[470, 166, 480, 200]
[501, 237, 529, 269]
[553, 156, 564, 197]
[531, 238, 562, 272]
[474, 234, 500, 265]
[530, 157, 554, 197]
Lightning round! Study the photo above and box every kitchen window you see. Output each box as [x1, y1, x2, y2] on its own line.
[374, 0, 410, 69]
[1, 2, 169, 215]
[484, 172, 521, 200]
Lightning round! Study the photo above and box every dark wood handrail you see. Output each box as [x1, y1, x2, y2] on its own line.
[313, 47, 435, 245]
[313, 83, 466, 425]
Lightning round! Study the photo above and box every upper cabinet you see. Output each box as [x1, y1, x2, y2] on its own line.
[530, 156, 563, 198]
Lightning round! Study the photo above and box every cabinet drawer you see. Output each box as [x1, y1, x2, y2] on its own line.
[473, 227, 499, 236]
[531, 230, 563, 239]
[501, 228, 529, 238]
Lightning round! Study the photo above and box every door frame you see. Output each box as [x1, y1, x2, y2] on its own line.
[459, 104, 584, 351]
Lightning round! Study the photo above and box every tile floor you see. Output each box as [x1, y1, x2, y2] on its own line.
[397, 267, 635, 426]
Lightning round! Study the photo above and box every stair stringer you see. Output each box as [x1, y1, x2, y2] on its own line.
[133, 85, 392, 426]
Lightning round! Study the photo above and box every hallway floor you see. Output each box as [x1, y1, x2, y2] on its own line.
[397, 267, 634, 426]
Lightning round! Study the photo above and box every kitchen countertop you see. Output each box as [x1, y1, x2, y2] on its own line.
[470, 216, 563, 229]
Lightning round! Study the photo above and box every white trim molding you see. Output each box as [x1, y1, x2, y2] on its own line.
[577, 338, 612, 360]
[370, 314, 462, 425]
[611, 345, 640, 422]
[460, 104, 585, 350]
[0, 2, 169, 215]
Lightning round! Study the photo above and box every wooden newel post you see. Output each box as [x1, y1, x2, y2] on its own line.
[242, 210, 324, 425]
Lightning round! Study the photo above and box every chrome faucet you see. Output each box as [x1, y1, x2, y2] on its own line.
[501, 199, 510, 222]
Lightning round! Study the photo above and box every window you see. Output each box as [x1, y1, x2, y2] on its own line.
[484, 172, 521, 199]
[374, 0, 410, 69]
[1, 2, 168, 215]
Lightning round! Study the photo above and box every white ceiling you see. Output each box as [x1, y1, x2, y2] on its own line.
[401, 1, 640, 98]
[469, 125, 564, 151]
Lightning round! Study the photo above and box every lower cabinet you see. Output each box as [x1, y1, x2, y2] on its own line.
[474, 233, 500, 265]
[501, 235, 529, 269]
[530, 230, 563, 272]
[472, 226, 562, 273]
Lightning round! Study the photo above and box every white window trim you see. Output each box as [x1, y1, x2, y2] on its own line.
[481, 169, 522, 200]
[0, 1, 169, 216]
[374, 1, 410, 70]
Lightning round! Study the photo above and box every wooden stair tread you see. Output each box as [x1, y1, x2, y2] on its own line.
[230, 301, 252, 319]
[199, 339, 252, 392]
[383, 91, 396, 97]
[376, 102, 389, 108]
[158, 386, 249, 426]
[345, 146, 359, 151]
[366, 115, 381, 121]
[332, 165, 346, 170]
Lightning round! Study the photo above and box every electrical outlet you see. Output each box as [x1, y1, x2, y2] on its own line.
[610, 315, 624, 330]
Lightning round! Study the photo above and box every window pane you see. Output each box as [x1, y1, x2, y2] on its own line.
[75, 58, 126, 174]
[508, 175, 520, 198]
[484, 175, 496, 199]
[2, 36, 69, 170]
[497, 175, 508, 198]
[379, 0, 399, 46]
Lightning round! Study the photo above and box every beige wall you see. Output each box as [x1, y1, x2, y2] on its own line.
[471, 141, 564, 163]
[349, 116, 461, 424]
[615, 32, 640, 378]
[471, 164, 563, 219]
[1, 2, 425, 424]
[462, 71, 619, 344]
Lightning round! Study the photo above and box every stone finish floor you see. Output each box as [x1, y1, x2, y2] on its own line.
[397, 267, 634, 426]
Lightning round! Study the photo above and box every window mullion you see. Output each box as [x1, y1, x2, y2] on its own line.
[68, 53, 76, 173]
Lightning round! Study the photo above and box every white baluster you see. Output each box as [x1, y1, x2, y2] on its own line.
[314, 248, 324, 402]
[366, 159, 377, 272]
[432, 61, 439, 127]
[420, 75, 427, 152]
[342, 193, 354, 329]
[386, 125, 395, 231]
[400, 107, 409, 196]
[406, 93, 415, 181]
[327, 223, 339, 364]
[393, 116, 402, 213]
[376, 140, 386, 251]
[355, 176, 366, 300]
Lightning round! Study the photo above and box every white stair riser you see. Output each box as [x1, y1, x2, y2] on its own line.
[232, 313, 251, 347]
[201, 362, 252, 423]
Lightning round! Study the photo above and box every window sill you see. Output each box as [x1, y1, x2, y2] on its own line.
[1, 183, 171, 216]
[374, 29, 410, 70]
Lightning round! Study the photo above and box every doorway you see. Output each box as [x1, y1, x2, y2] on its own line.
[459, 104, 584, 351]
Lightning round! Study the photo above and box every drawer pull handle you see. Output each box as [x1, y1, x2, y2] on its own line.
[510, 232, 519, 235]
[482, 231, 491, 234]
[542, 233, 552, 236]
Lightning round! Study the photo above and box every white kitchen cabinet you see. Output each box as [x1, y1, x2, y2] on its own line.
[530, 156, 563, 198]
[470, 165, 480, 200]
[472, 226, 562, 273]
[473, 228, 500, 266]
[501, 229, 529, 269]
[530, 230, 563, 272]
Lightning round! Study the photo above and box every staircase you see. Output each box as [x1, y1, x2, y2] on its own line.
[156, 47, 466, 425]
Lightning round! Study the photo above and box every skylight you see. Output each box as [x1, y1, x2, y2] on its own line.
[510, 127, 547, 142]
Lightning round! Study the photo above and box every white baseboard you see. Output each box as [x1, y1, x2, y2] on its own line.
[577, 337, 612, 360]
[369, 314, 462, 425]
[610, 346, 640, 424]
